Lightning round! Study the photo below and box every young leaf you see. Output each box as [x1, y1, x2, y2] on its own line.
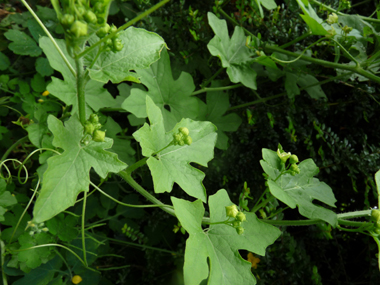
[171, 189, 281, 285]
[4, 30, 42, 57]
[87, 27, 166, 83]
[133, 96, 217, 202]
[207, 12, 257, 90]
[122, 48, 198, 131]
[32, 115, 127, 223]
[261, 150, 338, 226]
[39, 37, 116, 112]
[0, 179, 17, 222]
[197, 81, 242, 149]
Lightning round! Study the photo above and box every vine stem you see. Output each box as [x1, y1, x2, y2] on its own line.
[218, 7, 380, 84]
[0, 229, 7, 285]
[75, 58, 87, 125]
[201, 67, 224, 88]
[81, 190, 88, 266]
[309, 0, 380, 24]
[75, 0, 170, 59]
[1, 136, 28, 161]
[192, 84, 242, 96]
[20, 0, 76, 77]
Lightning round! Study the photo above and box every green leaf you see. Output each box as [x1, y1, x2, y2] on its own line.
[32, 115, 127, 223]
[207, 13, 257, 90]
[261, 151, 338, 226]
[299, 14, 328, 36]
[39, 37, 116, 112]
[133, 96, 217, 202]
[122, 48, 198, 131]
[87, 27, 166, 83]
[4, 29, 42, 57]
[376, 170, 380, 208]
[0, 178, 17, 222]
[13, 256, 62, 285]
[31, 74, 46, 93]
[35, 57, 54, 77]
[254, 0, 278, 18]
[0, 52, 10, 70]
[17, 232, 53, 269]
[297, 74, 327, 100]
[46, 213, 79, 242]
[197, 81, 242, 149]
[171, 189, 281, 285]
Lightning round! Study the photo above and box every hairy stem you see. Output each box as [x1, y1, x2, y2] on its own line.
[75, 58, 87, 125]
[192, 84, 243, 96]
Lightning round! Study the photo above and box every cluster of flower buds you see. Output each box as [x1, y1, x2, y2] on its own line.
[81, 114, 105, 145]
[277, 148, 300, 176]
[52, 0, 122, 51]
[96, 23, 123, 53]
[225, 204, 247, 235]
[371, 209, 380, 235]
[173, 127, 192, 146]
[326, 13, 339, 25]
[26, 221, 49, 236]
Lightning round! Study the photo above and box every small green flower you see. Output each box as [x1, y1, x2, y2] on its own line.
[236, 226, 245, 235]
[277, 149, 291, 163]
[372, 210, 380, 222]
[93, 130, 105, 142]
[342, 25, 353, 34]
[289, 154, 299, 164]
[290, 163, 300, 175]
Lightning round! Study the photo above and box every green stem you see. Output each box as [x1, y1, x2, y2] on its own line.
[125, 157, 148, 174]
[192, 84, 243, 96]
[337, 210, 371, 219]
[75, 58, 87, 125]
[118, 170, 176, 217]
[330, 38, 359, 66]
[0, 87, 16, 95]
[252, 196, 275, 213]
[20, 0, 76, 77]
[91, 233, 180, 255]
[90, 181, 173, 209]
[279, 31, 312, 49]
[75, 0, 170, 59]
[310, 0, 380, 24]
[0, 229, 7, 285]
[228, 93, 284, 111]
[1, 136, 28, 161]
[201, 67, 224, 88]
[81, 190, 88, 266]
[264, 45, 380, 84]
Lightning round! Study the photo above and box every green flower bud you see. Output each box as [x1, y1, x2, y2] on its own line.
[84, 10, 97, 24]
[236, 212, 247, 222]
[236, 226, 244, 235]
[371, 210, 380, 222]
[93, 123, 102, 130]
[70, 21, 88, 38]
[184, 136, 192, 146]
[173, 133, 182, 145]
[289, 154, 299, 164]
[93, 130, 105, 142]
[326, 13, 338, 24]
[277, 149, 291, 163]
[179, 127, 189, 136]
[84, 121, 95, 135]
[61, 14, 75, 27]
[110, 24, 117, 34]
[106, 38, 113, 46]
[77, 6, 86, 17]
[96, 23, 110, 38]
[232, 220, 241, 228]
[89, 113, 99, 124]
[113, 39, 123, 52]
[178, 140, 185, 146]
[342, 25, 353, 34]
[226, 205, 239, 218]
[290, 163, 300, 174]
[93, 2, 104, 13]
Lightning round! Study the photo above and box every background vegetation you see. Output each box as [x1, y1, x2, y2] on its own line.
[1, 0, 380, 284]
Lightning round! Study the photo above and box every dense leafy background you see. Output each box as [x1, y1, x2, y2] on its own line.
[1, 0, 380, 284]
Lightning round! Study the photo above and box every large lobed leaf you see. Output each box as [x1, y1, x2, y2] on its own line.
[87, 27, 166, 83]
[261, 149, 338, 226]
[133, 96, 217, 202]
[207, 12, 257, 90]
[172, 189, 281, 285]
[33, 115, 127, 223]
[122, 48, 198, 131]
